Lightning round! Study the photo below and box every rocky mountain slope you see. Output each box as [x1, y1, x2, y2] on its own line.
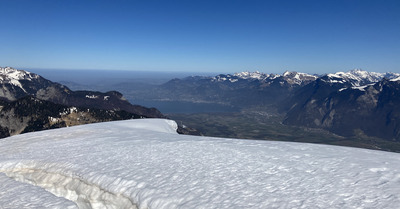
[0, 67, 163, 118]
[145, 71, 317, 108]
[0, 96, 141, 138]
[129, 68, 400, 141]
[0, 67, 166, 138]
[10, 66, 400, 142]
[283, 75, 400, 140]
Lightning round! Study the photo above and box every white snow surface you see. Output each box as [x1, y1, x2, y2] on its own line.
[0, 67, 39, 82]
[281, 71, 318, 85]
[228, 71, 316, 85]
[1, 119, 400, 208]
[0, 173, 78, 209]
[234, 71, 267, 80]
[390, 76, 400, 82]
[339, 83, 375, 92]
[327, 69, 400, 86]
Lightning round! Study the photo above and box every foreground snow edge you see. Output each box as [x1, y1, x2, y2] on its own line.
[1, 119, 400, 209]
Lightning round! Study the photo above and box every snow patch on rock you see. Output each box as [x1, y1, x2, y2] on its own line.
[390, 76, 400, 82]
[234, 71, 266, 80]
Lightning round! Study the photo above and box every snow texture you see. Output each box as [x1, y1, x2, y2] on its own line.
[1, 119, 400, 208]
[0, 173, 78, 209]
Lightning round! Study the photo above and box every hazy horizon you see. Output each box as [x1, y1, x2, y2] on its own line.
[1, 0, 399, 74]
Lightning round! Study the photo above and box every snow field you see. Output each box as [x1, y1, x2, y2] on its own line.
[0, 119, 400, 208]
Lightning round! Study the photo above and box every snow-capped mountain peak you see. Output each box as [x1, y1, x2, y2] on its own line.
[211, 71, 270, 82]
[234, 71, 267, 80]
[325, 69, 400, 86]
[212, 71, 317, 85]
[0, 67, 49, 99]
[0, 67, 41, 91]
[386, 73, 400, 81]
[281, 71, 318, 85]
[0, 67, 39, 82]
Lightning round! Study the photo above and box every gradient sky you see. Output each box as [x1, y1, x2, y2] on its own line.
[1, 0, 399, 74]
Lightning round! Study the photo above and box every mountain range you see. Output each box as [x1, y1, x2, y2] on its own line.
[282, 71, 400, 140]
[2, 66, 400, 143]
[0, 67, 164, 137]
[125, 69, 400, 141]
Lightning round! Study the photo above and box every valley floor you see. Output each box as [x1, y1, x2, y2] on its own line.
[168, 111, 400, 153]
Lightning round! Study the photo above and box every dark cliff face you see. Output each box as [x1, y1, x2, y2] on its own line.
[283, 79, 400, 141]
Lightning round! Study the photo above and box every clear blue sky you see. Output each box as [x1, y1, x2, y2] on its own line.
[1, 0, 399, 74]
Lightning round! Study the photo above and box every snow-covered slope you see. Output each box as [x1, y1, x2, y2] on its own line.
[1, 119, 400, 208]
[281, 71, 318, 85]
[0, 67, 44, 100]
[390, 75, 400, 82]
[234, 71, 269, 80]
[211, 71, 317, 85]
[0, 67, 40, 85]
[325, 69, 400, 86]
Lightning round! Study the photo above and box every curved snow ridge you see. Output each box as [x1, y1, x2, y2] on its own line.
[2, 168, 137, 209]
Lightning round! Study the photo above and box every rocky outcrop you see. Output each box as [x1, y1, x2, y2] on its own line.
[0, 96, 142, 137]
